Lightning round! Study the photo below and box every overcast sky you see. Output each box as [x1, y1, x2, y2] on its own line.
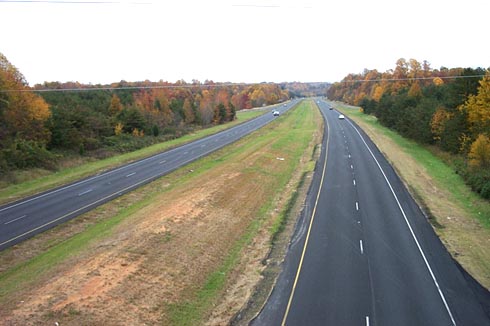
[0, 0, 488, 85]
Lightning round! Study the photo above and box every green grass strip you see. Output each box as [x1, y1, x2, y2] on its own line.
[167, 101, 320, 325]
[0, 110, 264, 302]
[337, 104, 490, 228]
[0, 110, 264, 203]
[0, 101, 319, 322]
[0, 192, 154, 300]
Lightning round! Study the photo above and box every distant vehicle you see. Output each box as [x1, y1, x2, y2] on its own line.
[283, 103, 287, 106]
[329, 107, 333, 110]
[273, 110, 280, 116]
[338, 114, 345, 120]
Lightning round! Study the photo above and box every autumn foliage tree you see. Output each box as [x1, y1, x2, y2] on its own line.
[0, 53, 53, 171]
[0, 52, 292, 174]
[182, 97, 195, 124]
[469, 134, 490, 169]
[466, 134, 490, 198]
[431, 107, 452, 143]
[329, 58, 490, 199]
[108, 94, 122, 116]
[460, 74, 490, 138]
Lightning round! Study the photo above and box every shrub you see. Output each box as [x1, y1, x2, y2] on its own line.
[2, 139, 56, 170]
[480, 182, 490, 199]
[152, 125, 159, 137]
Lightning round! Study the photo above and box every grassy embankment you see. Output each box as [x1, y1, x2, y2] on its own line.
[0, 109, 264, 205]
[336, 103, 490, 288]
[0, 100, 322, 325]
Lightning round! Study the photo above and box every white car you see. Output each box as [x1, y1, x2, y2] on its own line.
[273, 110, 280, 116]
[338, 114, 345, 120]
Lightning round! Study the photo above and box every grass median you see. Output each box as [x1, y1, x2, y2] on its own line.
[0, 109, 264, 205]
[0, 100, 322, 325]
[335, 103, 490, 288]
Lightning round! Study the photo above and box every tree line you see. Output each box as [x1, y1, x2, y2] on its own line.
[0, 53, 290, 174]
[327, 58, 490, 198]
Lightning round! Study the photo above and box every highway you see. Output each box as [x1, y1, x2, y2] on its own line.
[252, 100, 490, 325]
[0, 100, 299, 251]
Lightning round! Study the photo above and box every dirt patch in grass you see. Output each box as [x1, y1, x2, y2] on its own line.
[1, 170, 269, 325]
[337, 104, 490, 289]
[0, 101, 321, 325]
[208, 140, 322, 325]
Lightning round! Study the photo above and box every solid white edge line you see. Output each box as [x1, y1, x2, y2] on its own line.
[0, 103, 299, 249]
[0, 105, 284, 213]
[346, 118, 457, 326]
[0, 170, 165, 248]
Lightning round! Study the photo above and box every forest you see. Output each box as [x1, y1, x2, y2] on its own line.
[327, 58, 490, 198]
[0, 53, 292, 175]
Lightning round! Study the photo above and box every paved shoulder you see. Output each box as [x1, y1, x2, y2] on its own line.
[252, 99, 490, 326]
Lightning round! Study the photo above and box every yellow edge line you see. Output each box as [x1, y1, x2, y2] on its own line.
[281, 105, 330, 325]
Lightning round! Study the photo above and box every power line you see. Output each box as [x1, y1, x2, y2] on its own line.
[337, 74, 488, 84]
[0, 82, 280, 93]
[0, 74, 486, 93]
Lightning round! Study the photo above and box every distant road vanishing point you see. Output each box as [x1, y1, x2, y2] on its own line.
[0, 100, 299, 251]
[252, 99, 490, 326]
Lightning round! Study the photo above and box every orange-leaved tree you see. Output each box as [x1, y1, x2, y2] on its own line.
[0, 52, 53, 170]
[182, 97, 195, 124]
[468, 134, 490, 169]
[0, 52, 51, 144]
[108, 94, 122, 116]
[431, 107, 452, 142]
[0, 53, 51, 143]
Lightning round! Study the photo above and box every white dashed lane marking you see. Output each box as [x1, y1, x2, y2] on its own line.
[78, 188, 93, 196]
[4, 215, 27, 225]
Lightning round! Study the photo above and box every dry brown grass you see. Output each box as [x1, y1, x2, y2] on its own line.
[0, 101, 322, 325]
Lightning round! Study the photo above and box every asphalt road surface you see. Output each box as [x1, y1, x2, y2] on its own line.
[0, 100, 299, 251]
[252, 100, 490, 326]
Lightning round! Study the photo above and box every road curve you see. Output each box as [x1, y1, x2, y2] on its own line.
[252, 100, 490, 326]
[0, 100, 299, 251]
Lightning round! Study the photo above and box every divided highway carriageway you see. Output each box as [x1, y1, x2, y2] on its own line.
[252, 99, 490, 326]
[0, 100, 299, 251]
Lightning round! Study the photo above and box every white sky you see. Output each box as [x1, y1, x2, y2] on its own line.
[0, 0, 489, 85]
